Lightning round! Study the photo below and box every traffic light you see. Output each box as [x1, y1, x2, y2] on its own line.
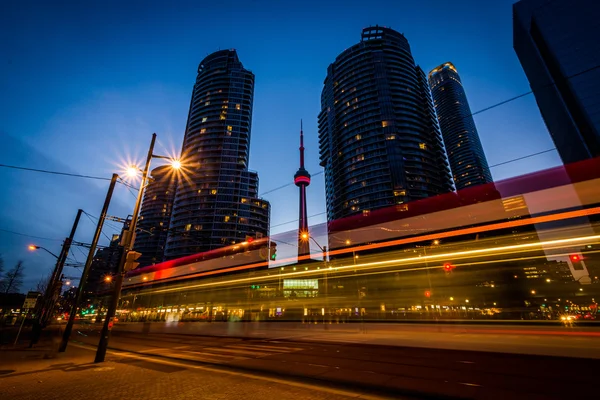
[322, 245, 327, 262]
[250, 285, 261, 289]
[424, 290, 431, 298]
[124, 251, 142, 272]
[569, 254, 585, 271]
[443, 263, 455, 272]
[270, 243, 277, 260]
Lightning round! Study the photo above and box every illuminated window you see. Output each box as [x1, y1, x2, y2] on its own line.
[202, 117, 208, 123]
[185, 224, 191, 231]
[236, 104, 241, 110]
[227, 125, 233, 131]
[221, 105, 228, 109]
[393, 190, 406, 196]
[220, 114, 226, 120]
[386, 135, 396, 140]
[355, 134, 361, 140]
[210, 189, 217, 195]
[346, 101, 350, 106]
[361, 181, 366, 187]
[194, 224, 202, 230]
[205, 101, 210, 106]
[197, 189, 202, 194]
[419, 143, 427, 150]
[241, 198, 247, 203]
[224, 216, 230, 222]
[200, 128, 206, 134]
[382, 121, 389, 127]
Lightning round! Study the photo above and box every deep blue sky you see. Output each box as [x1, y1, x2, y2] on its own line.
[0, 0, 560, 289]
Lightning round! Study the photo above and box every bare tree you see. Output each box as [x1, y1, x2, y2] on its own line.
[2, 261, 25, 294]
[36, 273, 52, 294]
[0, 253, 4, 282]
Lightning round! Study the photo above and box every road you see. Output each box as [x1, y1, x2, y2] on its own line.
[63, 321, 600, 399]
[109, 320, 600, 358]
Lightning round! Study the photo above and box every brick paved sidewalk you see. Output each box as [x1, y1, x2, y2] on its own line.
[0, 340, 381, 400]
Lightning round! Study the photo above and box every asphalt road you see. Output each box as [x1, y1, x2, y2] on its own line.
[66, 323, 600, 399]
[110, 320, 600, 359]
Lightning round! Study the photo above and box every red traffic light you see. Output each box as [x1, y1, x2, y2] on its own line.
[570, 254, 582, 262]
[443, 263, 455, 271]
[424, 290, 431, 298]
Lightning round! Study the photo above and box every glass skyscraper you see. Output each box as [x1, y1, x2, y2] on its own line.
[164, 50, 270, 259]
[318, 26, 452, 222]
[513, 0, 600, 164]
[429, 62, 492, 190]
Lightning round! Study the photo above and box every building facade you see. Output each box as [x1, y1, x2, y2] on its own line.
[164, 50, 270, 259]
[428, 62, 493, 190]
[133, 165, 177, 267]
[318, 26, 452, 222]
[513, 0, 600, 164]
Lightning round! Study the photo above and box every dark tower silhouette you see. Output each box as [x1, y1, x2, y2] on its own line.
[513, 0, 600, 164]
[294, 121, 311, 258]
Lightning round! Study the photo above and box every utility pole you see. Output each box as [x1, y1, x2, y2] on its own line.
[95, 134, 156, 363]
[59, 174, 118, 352]
[30, 209, 83, 347]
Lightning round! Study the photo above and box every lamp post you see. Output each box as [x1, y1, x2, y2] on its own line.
[95, 133, 181, 362]
[300, 233, 329, 324]
[29, 209, 83, 347]
[59, 174, 118, 352]
[28, 245, 60, 259]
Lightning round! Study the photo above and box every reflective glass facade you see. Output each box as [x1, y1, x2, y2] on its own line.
[134, 165, 177, 266]
[429, 62, 492, 190]
[165, 50, 270, 259]
[514, 0, 600, 164]
[318, 27, 452, 222]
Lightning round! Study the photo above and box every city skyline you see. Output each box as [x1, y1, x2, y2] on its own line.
[1, 0, 561, 288]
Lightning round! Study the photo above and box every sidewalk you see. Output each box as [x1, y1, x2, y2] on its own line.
[0, 331, 384, 400]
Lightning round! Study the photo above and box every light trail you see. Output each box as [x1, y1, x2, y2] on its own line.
[134, 233, 600, 296]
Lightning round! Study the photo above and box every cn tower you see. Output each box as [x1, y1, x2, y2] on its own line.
[294, 121, 311, 258]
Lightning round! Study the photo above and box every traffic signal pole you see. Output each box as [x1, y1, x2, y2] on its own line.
[95, 133, 156, 363]
[59, 174, 118, 352]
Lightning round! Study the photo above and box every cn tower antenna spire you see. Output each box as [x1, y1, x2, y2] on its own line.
[300, 119, 305, 168]
[294, 119, 311, 259]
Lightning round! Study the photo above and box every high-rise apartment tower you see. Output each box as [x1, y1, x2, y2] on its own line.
[165, 50, 270, 259]
[318, 26, 452, 222]
[429, 62, 492, 190]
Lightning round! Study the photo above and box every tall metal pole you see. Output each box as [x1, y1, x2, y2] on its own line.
[95, 133, 156, 363]
[59, 174, 118, 352]
[30, 209, 83, 347]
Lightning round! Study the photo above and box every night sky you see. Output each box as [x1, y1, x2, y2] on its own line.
[0, 0, 561, 290]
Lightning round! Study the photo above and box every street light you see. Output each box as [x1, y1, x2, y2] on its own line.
[95, 133, 182, 363]
[28, 245, 60, 259]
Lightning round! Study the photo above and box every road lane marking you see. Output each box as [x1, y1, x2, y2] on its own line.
[70, 342, 395, 400]
[229, 344, 303, 352]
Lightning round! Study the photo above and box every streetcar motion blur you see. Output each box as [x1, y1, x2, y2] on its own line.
[94, 158, 600, 323]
